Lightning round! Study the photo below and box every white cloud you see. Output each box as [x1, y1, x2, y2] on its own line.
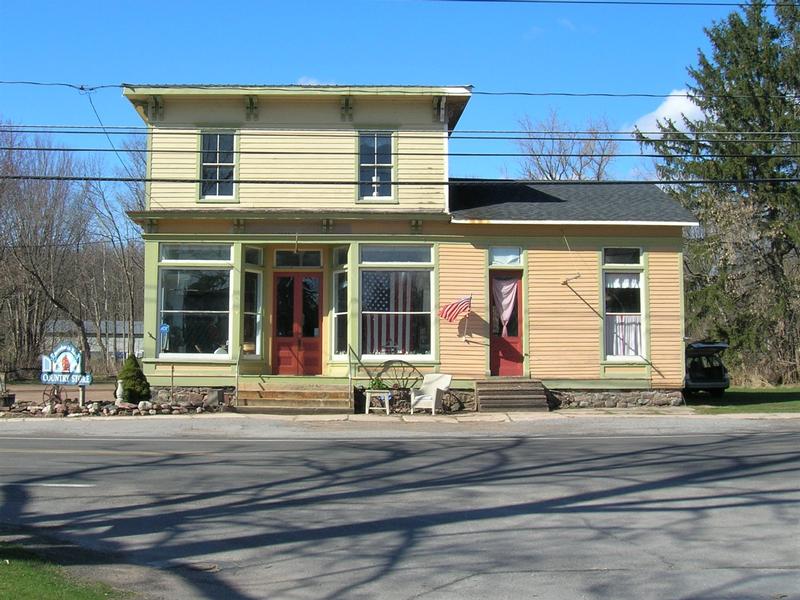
[296, 76, 333, 86]
[558, 18, 576, 31]
[633, 89, 705, 133]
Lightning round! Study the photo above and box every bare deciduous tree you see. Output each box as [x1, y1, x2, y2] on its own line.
[517, 109, 618, 181]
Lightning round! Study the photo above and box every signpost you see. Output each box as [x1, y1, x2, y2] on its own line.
[41, 343, 93, 407]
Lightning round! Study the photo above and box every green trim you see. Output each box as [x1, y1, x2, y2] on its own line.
[230, 243, 243, 360]
[598, 246, 652, 378]
[196, 130, 240, 204]
[347, 242, 359, 358]
[142, 241, 159, 361]
[521, 250, 530, 377]
[679, 248, 687, 381]
[542, 378, 652, 390]
[433, 243, 441, 365]
[145, 127, 153, 210]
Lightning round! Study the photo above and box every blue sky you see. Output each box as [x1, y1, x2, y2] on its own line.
[0, 0, 736, 179]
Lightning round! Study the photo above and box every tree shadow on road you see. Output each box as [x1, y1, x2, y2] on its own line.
[2, 431, 799, 599]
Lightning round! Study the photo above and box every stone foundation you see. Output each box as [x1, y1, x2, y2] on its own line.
[549, 389, 684, 409]
[150, 386, 236, 409]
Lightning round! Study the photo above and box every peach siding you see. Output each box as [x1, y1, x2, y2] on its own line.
[438, 244, 488, 377]
[529, 249, 602, 380]
[648, 250, 685, 388]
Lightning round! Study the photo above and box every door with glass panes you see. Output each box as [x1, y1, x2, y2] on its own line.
[272, 273, 322, 375]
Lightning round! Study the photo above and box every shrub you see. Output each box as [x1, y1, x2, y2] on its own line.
[118, 355, 150, 403]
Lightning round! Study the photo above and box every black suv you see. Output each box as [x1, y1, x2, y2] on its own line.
[684, 342, 730, 397]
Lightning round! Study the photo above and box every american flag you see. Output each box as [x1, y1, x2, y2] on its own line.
[362, 271, 412, 354]
[438, 295, 472, 322]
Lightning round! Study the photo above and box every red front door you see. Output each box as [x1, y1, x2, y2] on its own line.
[490, 271, 524, 377]
[273, 273, 322, 375]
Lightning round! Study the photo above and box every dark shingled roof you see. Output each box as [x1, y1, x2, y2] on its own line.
[449, 179, 697, 224]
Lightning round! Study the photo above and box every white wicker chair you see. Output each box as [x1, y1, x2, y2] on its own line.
[410, 374, 452, 415]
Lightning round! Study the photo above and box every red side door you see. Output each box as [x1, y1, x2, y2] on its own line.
[489, 271, 524, 377]
[273, 273, 322, 375]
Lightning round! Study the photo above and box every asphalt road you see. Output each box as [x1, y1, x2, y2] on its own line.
[1, 416, 798, 600]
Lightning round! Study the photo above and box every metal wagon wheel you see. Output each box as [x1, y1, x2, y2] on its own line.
[42, 384, 63, 405]
[376, 360, 423, 391]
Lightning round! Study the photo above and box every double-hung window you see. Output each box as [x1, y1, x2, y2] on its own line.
[332, 247, 349, 357]
[201, 132, 234, 198]
[603, 248, 644, 359]
[358, 131, 393, 200]
[158, 244, 233, 357]
[359, 245, 432, 357]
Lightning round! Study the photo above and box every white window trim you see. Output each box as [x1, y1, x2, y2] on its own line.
[157, 266, 234, 360]
[358, 130, 395, 202]
[200, 131, 235, 200]
[241, 269, 263, 359]
[331, 269, 348, 361]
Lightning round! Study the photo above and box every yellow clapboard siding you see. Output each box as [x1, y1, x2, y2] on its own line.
[149, 129, 198, 207]
[648, 251, 684, 387]
[438, 244, 488, 377]
[529, 249, 601, 379]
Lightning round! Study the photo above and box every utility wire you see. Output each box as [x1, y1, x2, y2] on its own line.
[2, 174, 798, 185]
[3, 145, 798, 160]
[429, 0, 790, 6]
[85, 93, 138, 181]
[1, 80, 798, 101]
[2, 126, 798, 144]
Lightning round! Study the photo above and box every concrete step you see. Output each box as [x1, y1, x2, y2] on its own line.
[238, 397, 350, 409]
[234, 406, 349, 415]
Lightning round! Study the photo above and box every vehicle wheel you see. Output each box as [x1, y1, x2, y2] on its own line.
[708, 389, 725, 398]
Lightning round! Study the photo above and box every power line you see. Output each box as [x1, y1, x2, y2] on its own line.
[1, 79, 798, 101]
[2, 126, 798, 144]
[3, 145, 798, 160]
[2, 174, 798, 186]
[428, 0, 789, 6]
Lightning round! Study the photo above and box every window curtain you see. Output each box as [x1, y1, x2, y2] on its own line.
[605, 315, 642, 356]
[491, 278, 518, 337]
[605, 273, 640, 290]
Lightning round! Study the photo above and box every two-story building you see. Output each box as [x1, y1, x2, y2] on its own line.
[124, 84, 697, 411]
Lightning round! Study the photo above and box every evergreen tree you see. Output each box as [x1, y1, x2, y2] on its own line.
[637, 0, 800, 384]
[118, 355, 151, 403]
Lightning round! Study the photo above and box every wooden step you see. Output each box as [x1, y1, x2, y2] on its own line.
[476, 378, 551, 412]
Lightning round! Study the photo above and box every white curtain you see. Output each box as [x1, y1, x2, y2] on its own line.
[605, 273, 640, 289]
[606, 315, 642, 356]
[491, 278, 518, 337]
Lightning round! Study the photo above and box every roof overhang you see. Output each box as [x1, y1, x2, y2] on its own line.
[449, 218, 700, 227]
[127, 208, 451, 225]
[122, 84, 473, 130]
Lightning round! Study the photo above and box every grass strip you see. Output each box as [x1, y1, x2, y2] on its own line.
[0, 543, 124, 600]
[688, 386, 800, 414]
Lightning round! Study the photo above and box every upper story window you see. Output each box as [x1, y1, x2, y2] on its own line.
[359, 131, 393, 200]
[201, 132, 234, 198]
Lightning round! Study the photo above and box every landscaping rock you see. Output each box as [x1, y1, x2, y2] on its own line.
[115, 400, 137, 410]
[138, 401, 153, 412]
[148, 409, 157, 415]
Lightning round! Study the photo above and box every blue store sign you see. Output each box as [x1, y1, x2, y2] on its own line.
[41, 343, 93, 386]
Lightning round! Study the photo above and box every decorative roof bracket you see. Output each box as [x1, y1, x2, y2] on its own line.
[245, 96, 259, 121]
[433, 96, 446, 123]
[340, 96, 354, 121]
